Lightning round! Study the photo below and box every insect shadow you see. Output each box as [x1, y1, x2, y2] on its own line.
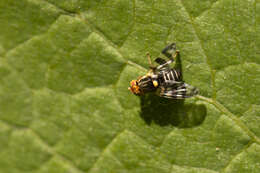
[140, 54, 207, 127]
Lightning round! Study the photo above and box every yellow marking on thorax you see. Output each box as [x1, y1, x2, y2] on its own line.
[153, 80, 158, 87]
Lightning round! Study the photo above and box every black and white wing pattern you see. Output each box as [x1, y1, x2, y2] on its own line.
[161, 42, 177, 59]
[158, 82, 198, 99]
[154, 42, 177, 69]
[153, 42, 198, 99]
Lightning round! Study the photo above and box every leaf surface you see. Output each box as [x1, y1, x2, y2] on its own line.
[0, 0, 259, 172]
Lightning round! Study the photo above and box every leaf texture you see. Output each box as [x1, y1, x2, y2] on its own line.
[0, 0, 259, 172]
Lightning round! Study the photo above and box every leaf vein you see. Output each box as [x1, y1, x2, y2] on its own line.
[27, 128, 86, 173]
[196, 95, 260, 144]
[179, 0, 216, 99]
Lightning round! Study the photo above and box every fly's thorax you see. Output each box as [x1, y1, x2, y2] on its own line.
[137, 75, 157, 94]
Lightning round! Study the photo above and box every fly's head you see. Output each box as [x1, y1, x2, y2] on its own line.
[128, 79, 143, 96]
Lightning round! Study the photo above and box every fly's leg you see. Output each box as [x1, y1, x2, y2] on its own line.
[146, 52, 156, 71]
[173, 50, 179, 59]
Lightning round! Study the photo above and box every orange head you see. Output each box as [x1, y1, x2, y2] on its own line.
[128, 80, 142, 95]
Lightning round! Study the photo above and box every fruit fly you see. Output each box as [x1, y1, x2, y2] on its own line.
[128, 43, 198, 99]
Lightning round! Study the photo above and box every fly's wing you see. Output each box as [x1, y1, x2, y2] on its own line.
[161, 43, 176, 59]
[154, 57, 167, 65]
[154, 43, 177, 69]
[158, 82, 198, 99]
[154, 57, 171, 71]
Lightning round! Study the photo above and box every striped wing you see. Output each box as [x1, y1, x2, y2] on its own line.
[158, 82, 198, 99]
[161, 43, 177, 59]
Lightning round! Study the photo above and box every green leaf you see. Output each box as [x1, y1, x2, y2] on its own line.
[0, 0, 259, 172]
